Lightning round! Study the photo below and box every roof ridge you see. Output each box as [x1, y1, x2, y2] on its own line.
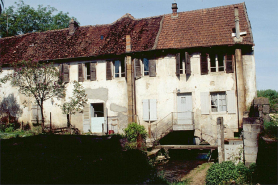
[162, 2, 245, 17]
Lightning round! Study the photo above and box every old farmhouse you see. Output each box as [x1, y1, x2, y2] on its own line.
[0, 3, 256, 145]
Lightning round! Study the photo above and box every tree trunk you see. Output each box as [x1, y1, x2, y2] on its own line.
[67, 114, 70, 128]
[40, 101, 44, 130]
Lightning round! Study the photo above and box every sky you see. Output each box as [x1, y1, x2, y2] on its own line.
[3, 0, 278, 91]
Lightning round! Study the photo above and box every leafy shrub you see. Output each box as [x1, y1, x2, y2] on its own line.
[257, 89, 278, 112]
[206, 161, 256, 185]
[264, 120, 278, 139]
[124, 122, 147, 142]
[5, 124, 14, 132]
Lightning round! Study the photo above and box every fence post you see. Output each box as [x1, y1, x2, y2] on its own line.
[217, 117, 225, 163]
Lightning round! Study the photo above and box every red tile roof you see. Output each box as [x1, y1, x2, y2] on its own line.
[0, 3, 253, 64]
[156, 3, 253, 49]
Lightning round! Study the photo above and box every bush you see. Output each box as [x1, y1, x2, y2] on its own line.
[263, 117, 278, 139]
[4, 124, 14, 132]
[124, 122, 147, 142]
[206, 161, 256, 185]
[257, 89, 278, 112]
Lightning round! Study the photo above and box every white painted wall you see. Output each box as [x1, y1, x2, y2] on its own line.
[0, 50, 256, 139]
[136, 53, 239, 142]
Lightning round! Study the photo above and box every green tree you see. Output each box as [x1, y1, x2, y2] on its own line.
[0, 0, 4, 14]
[60, 81, 88, 128]
[0, 60, 66, 129]
[257, 89, 278, 112]
[0, 0, 78, 37]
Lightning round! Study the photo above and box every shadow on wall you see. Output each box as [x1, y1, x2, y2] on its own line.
[0, 94, 23, 129]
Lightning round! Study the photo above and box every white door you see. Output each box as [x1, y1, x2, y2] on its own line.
[177, 93, 193, 124]
[90, 104, 104, 133]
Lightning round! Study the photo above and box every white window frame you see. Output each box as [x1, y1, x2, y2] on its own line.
[114, 60, 125, 78]
[142, 58, 149, 76]
[210, 92, 227, 113]
[209, 54, 225, 73]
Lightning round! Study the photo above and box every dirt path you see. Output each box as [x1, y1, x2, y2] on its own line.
[180, 162, 213, 185]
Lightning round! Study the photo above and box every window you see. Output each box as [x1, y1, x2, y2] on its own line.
[200, 53, 208, 75]
[143, 99, 157, 121]
[86, 63, 90, 80]
[211, 92, 227, 112]
[201, 53, 234, 74]
[209, 54, 224, 72]
[114, 60, 125, 78]
[176, 52, 191, 76]
[143, 58, 149, 75]
[59, 64, 70, 83]
[201, 91, 236, 114]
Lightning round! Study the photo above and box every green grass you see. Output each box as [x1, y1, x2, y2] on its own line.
[0, 129, 39, 139]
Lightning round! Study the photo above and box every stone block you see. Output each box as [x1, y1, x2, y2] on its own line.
[254, 97, 269, 105]
[243, 124, 251, 132]
[243, 132, 258, 140]
[250, 124, 261, 132]
[244, 154, 257, 162]
[243, 118, 258, 125]
[244, 146, 258, 155]
[258, 105, 263, 111]
[244, 140, 257, 147]
[263, 104, 270, 114]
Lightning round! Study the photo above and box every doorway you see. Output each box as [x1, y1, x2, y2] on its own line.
[177, 93, 193, 124]
[90, 103, 105, 133]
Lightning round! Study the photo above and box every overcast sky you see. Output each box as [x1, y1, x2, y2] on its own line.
[4, 0, 278, 91]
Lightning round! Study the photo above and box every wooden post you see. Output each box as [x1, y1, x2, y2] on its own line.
[217, 117, 225, 163]
[50, 112, 52, 131]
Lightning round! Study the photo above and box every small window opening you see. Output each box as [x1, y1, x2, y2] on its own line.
[114, 60, 125, 78]
[180, 52, 184, 74]
[86, 63, 90, 80]
[91, 103, 104, 117]
[218, 54, 224, 71]
[210, 54, 216, 72]
[115, 60, 120, 78]
[143, 58, 149, 75]
[101, 35, 104, 40]
[211, 92, 227, 112]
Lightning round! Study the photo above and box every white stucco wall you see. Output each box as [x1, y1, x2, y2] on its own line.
[242, 52, 256, 108]
[136, 53, 239, 141]
[0, 50, 256, 139]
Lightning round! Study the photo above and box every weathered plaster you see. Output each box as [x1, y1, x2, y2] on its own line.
[85, 88, 108, 101]
[110, 103, 127, 113]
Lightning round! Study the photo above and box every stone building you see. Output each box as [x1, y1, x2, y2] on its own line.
[0, 3, 256, 145]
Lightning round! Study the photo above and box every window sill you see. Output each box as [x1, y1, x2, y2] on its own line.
[210, 111, 227, 115]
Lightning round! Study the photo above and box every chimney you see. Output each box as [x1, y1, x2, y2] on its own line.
[69, 19, 79, 35]
[234, 7, 240, 39]
[172, 3, 178, 17]
[126, 35, 131, 53]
